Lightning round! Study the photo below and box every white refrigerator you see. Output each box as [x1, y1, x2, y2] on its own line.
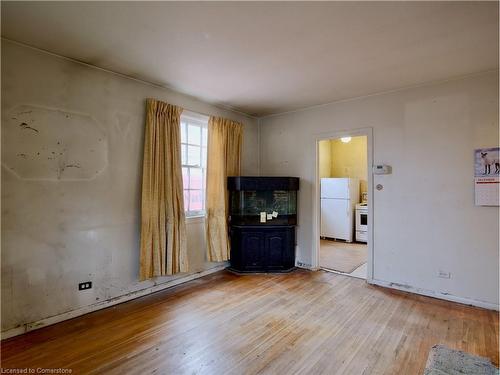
[320, 178, 359, 242]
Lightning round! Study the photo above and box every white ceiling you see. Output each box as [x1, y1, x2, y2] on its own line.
[1, 2, 498, 117]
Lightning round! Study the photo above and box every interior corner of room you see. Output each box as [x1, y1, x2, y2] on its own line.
[1, 1, 499, 373]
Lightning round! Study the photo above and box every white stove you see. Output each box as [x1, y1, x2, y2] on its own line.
[355, 202, 368, 243]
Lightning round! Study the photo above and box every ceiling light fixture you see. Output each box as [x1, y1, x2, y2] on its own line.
[340, 137, 351, 143]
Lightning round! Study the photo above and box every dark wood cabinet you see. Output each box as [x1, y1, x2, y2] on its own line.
[239, 230, 264, 271]
[227, 176, 299, 274]
[229, 225, 295, 273]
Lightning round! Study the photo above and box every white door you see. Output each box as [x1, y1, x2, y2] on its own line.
[320, 198, 350, 240]
[321, 178, 349, 199]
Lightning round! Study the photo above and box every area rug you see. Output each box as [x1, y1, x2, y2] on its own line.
[424, 345, 499, 375]
[319, 240, 367, 274]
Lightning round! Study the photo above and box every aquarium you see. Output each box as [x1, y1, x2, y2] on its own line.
[228, 177, 299, 225]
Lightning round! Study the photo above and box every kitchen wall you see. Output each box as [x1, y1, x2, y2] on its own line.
[318, 136, 368, 200]
[260, 71, 499, 308]
[330, 136, 368, 200]
[318, 140, 332, 178]
[1, 40, 259, 335]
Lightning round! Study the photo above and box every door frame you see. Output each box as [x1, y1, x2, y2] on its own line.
[312, 127, 374, 282]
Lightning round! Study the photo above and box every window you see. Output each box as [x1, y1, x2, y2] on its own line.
[180, 112, 208, 217]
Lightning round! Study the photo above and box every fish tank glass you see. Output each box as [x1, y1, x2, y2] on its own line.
[228, 177, 299, 225]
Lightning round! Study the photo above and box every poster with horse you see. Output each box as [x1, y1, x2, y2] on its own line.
[474, 147, 499, 206]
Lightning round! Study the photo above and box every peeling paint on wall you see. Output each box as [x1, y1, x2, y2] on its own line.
[2, 104, 108, 180]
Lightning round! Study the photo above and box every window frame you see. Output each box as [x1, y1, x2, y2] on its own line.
[180, 111, 209, 218]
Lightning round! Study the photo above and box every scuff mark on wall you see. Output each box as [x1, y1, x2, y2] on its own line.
[2, 104, 108, 180]
[115, 112, 132, 139]
[57, 162, 82, 179]
[19, 122, 39, 133]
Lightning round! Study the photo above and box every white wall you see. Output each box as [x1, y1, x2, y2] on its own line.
[1, 41, 259, 334]
[259, 72, 499, 308]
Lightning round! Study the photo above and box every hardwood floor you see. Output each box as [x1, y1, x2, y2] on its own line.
[1, 270, 498, 374]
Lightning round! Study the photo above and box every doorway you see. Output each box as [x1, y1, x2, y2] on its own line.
[314, 129, 373, 280]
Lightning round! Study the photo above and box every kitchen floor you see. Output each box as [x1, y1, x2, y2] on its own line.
[320, 239, 367, 279]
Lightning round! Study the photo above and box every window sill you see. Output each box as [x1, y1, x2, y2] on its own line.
[186, 215, 205, 225]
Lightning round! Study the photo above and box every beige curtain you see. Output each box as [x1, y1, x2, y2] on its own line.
[140, 98, 188, 280]
[206, 116, 243, 262]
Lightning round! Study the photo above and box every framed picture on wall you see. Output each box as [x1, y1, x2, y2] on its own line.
[474, 147, 499, 206]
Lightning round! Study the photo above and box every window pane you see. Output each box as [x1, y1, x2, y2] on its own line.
[189, 168, 203, 189]
[202, 127, 208, 147]
[182, 167, 189, 189]
[189, 190, 203, 211]
[188, 124, 201, 145]
[187, 145, 201, 166]
[201, 147, 207, 168]
[183, 190, 189, 211]
[181, 122, 187, 143]
[180, 115, 208, 216]
[181, 144, 187, 165]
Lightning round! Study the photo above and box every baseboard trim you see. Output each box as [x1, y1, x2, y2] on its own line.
[1, 264, 228, 340]
[369, 278, 499, 311]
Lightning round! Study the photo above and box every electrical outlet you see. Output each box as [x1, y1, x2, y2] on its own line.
[296, 261, 312, 269]
[437, 271, 451, 279]
[79, 281, 92, 290]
